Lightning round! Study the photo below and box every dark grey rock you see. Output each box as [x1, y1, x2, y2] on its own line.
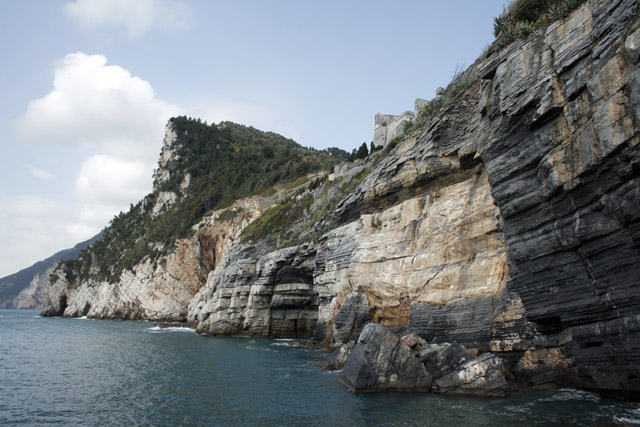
[435, 353, 509, 397]
[338, 323, 432, 392]
[400, 333, 429, 357]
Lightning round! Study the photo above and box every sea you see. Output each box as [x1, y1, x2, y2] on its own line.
[1, 309, 639, 426]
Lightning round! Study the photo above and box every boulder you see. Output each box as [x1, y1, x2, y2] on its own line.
[434, 353, 508, 397]
[338, 323, 432, 392]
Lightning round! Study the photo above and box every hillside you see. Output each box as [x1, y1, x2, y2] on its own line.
[40, 0, 640, 398]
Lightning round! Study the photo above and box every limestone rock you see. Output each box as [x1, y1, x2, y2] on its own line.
[435, 353, 508, 397]
[401, 333, 429, 356]
[338, 323, 432, 392]
[189, 244, 319, 337]
[38, 0, 640, 399]
[5, 264, 56, 309]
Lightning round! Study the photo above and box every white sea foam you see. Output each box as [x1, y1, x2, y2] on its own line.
[146, 326, 195, 333]
[270, 342, 297, 347]
[75, 316, 89, 320]
[274, 338, 295, 342]
[502, 402, 534, 415]
[538, 388, 600, 402]
[614, 408, 640, 425]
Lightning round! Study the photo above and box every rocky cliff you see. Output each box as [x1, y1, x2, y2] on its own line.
[41, 0, 640, 398]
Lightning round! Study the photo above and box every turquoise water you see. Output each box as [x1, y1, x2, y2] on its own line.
[1, 309, 639, 426]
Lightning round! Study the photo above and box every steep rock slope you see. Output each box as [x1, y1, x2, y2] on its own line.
[476, 0, 640, 394]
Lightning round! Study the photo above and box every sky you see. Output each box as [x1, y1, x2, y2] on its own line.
[0, 0, 507, 278]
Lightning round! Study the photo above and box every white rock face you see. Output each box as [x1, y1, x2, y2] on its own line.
[154, 124, 179, 187]
[311, 166, 506, 339]
[151, 191, 177, 217]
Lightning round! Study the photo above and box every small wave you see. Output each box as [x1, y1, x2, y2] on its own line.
[146, 326, 195, 333]
[75, 316, 89, 320]
[615, 416, 640, 425]
[274, 338, 295, 342]
[502, 402, 534, 415]
[270, 342, 297, 347]
[614, 408, 640, 425]
[538, 388, 600, 403]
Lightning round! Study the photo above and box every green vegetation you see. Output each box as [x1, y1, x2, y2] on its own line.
[346, 142, 370, 162]
[241, 166, 371, 247]
[57, 117, 347, 283]
[490, 0, 587, 54]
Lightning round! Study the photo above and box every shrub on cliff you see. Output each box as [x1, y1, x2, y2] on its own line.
[490, 0, 587, 54]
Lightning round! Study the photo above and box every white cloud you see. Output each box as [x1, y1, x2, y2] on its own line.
[68, 154, 152, 240]
[76, 155, 150, 205]
[65, 0, 192, 37]
[13, 52, 180, 163]
[27, 166, 55, 181]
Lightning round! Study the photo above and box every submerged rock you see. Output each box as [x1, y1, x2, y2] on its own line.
[338, 323, 432, 392]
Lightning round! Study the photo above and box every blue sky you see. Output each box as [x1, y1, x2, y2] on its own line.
[0, 0, 506, 277]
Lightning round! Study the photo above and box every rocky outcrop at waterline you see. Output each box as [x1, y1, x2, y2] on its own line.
[40, 0, 640, 398]
[336, 323, 508, 396]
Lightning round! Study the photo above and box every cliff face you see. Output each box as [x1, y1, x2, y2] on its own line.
[478, 0, 640, 394]
[41, 0, 640, 397]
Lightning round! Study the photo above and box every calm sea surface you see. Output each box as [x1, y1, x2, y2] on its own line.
[1, 309, 639, 426]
